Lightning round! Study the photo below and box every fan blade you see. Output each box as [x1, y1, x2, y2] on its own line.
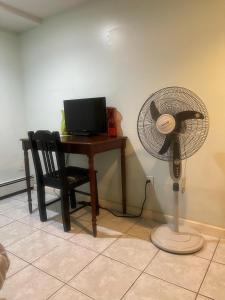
[175, 111, 204, 123]
[172, 136, 181, 180]
[158, 135, 173, 155]
[150, 101, 160, 121]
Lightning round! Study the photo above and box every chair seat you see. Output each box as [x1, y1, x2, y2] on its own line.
[43, 166, 92, 189]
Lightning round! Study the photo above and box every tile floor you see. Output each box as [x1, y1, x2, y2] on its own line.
[0, 192, 224, 299]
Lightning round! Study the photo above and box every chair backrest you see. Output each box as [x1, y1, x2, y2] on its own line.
[28, 130, 66, 184]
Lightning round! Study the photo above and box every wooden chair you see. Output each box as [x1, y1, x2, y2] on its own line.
[28, 130, 99, 235]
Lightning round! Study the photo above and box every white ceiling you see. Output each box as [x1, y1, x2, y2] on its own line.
[0, 0, 88, 33]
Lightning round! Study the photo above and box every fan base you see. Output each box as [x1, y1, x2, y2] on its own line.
[151, 224, 204, 254]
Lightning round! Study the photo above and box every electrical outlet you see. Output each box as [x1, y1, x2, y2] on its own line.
[147, 175, 154, 186]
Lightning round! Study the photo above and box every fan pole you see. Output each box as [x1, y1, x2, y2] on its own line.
[173, 182, 179, 232]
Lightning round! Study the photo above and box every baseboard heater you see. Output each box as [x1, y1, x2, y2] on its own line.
[0, 176, 34, 200]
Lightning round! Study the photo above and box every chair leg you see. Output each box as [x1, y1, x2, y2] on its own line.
[70, 190, 76, 209]
[37, 184, 47, 221]
[60, 189, 71, 232]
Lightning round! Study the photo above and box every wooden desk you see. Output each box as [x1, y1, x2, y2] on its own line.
[21, 135, 127, 233]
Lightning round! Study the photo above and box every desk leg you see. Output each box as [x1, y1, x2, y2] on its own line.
[23, 148, 32, 214]
[121, 144, 127, 214]
[88, 154, 97, 237]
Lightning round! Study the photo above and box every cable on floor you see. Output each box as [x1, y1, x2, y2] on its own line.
[99, 179, 151, 218]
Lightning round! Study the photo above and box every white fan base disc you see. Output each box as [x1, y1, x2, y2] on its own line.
[151, 224, 204, 254]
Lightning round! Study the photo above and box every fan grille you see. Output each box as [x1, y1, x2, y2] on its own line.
[137, 87, 209, 161]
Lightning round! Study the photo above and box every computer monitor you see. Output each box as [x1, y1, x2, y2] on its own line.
[63, 97, 107, 136]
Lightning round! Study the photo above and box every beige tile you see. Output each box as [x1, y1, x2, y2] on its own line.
[0, 198, 24, 213]
[33, 240, 97, 282]
[6, 252, 28, 278]
[77, 207, 106, 222]
[146, 251, 209, 292]
[196, 295, 211, 300]
[195, 234, 219, 260]
[200, 262, 225, 299]
[49, 285, 92, 300]
[0, 265, 63, 300]
[123, 273, 196, 300]
[2, 205, 30, 220]
[0, 221, 36, 247]
[11, 193, 28, 202]
[69, 255, 140, 300]
[70, 225, 118, 253]
[103, 235, 158, 270]
[14, 191, 56, 203]
[213, 238, 225, 264]
[74, 206, 93, 221]
[0, 214, 13, 228]
[7, 230, 64, 262]
[98, 214, 137, 234]
[42, 218, 90, 239]
[127, 218, 157, 240]
[18, 213, 52, 229]
[46, 208, 61, 219]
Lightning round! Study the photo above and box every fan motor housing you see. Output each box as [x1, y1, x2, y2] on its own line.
[156, 114, 176, 134]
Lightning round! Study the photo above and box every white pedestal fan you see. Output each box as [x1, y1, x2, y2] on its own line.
[137, 86, 209, 254]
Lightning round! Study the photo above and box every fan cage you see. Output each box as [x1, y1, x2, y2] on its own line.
[137, 86, 209, 161]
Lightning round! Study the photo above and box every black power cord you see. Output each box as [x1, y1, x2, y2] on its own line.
[99, 179, 151, 218]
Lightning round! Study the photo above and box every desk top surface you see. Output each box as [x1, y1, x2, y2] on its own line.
[61, 135, 127, 145]
[21, 135, 127, 145]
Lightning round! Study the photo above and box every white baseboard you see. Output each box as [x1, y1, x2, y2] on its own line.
[100, 199, 225, 239]
[0, 176, 34, 198]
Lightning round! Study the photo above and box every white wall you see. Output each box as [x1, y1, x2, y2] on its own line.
[0, 31, 26, 181]
[21, 0, 225, 228]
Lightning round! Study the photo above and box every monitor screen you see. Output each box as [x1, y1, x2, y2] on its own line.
[63, 97, 107, 136]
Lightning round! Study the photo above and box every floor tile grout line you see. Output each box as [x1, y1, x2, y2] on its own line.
[143, 272, 199, 295]
[30, 244, 63, 265]
[0, 219, 15, 230]
[6, 249, 32, 264]
[5, 244, 64, 281]
[68, 235, 117, 255]
[66, 227, 124, 285]
[32, 263, 70, 285]
[100, 253, 143, 272]
[66, 252, 102, 288]
[45, 283, 67, 300]
[140, 240, 219, 296]
[6, 213, 127, 266]
[6, 264, 29, 280]
[195, 238, 220, 299]
[196, 294, 214, 300]
[62, 224, 133, 297]
[120, 249, 160, 299]
[46, 283, 96, 300]
[3, 226, 39, 248]
[7, 243, 98, 289]
[6, 231, 70, 266]
[142, 249, 160, 273]
[5, 227, 59, 250]
[120, 271, 143, 300]
[100, 251, 155, 273]
[65, 284, 95, 300]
